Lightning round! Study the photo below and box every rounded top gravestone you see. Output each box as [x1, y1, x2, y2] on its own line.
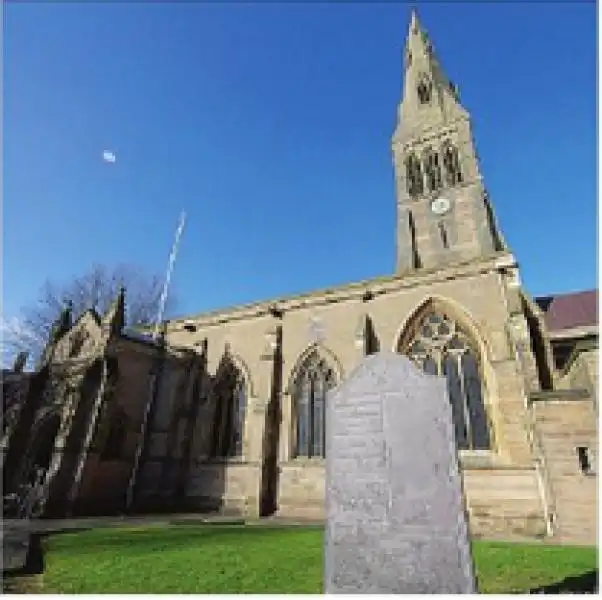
[325, 351, 478, 594]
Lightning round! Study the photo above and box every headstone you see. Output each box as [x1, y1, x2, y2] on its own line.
[325, 352, 477, 594]
[1, 530, 31, 572]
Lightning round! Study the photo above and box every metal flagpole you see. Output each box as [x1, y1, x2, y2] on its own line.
[153, 210, 187, 340]
[125, 210, 186, 511]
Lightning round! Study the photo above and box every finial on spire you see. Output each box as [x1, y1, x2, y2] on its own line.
[395, 9, 468, 143]
[409, 8, 420, 34]
[52, 301, 73, 342]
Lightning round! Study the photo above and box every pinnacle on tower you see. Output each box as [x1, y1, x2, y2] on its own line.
[50, 301, 73, 344]
[102, 286, 126, 336]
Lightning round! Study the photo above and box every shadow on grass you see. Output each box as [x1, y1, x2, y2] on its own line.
[43, 524, 320, 555]
[529, 569, 598, 594]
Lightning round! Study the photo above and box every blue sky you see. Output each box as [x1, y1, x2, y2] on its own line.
[4, 2, 597, 323]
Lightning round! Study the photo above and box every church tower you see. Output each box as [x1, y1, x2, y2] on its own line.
[393, 11, 507, 274]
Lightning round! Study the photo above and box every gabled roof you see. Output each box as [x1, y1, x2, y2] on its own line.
[535, 289, 598, 333]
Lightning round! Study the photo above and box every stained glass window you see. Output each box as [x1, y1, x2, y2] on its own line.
[404, 311, 491, 450]
[293, 352, 336, 458]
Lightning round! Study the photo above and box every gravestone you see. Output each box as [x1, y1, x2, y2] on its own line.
[325, 352, 477, 594]
[1, 530, 31, 572]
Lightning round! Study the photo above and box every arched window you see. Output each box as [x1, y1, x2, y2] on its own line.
[403, 311, 491, 450]
[417, 75, 432, 104]
[211, 357, 247, 459]
[424, 148, 442, 193]
[292, 351, 336, 458]
[405, 153, 424, 199]
[442, 143, 463, 187]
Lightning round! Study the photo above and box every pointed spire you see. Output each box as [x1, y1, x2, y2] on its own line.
[405, 8, 455, 96]
[103, 286, 126, 336]
[408, 8, 422, 42]
[395, 9, 465, 140]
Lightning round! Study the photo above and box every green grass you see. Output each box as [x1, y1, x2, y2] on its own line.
[42, 525, 597, 594]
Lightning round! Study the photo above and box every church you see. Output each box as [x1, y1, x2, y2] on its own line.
[2, 12, 597, 544]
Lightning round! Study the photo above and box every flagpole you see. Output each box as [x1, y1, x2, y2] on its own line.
[153, 210, 186, 340]
[126, 210, 186, 511]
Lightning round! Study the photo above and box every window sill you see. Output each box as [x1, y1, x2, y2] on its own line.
[281, 452, 505, 470]
[282, 458, 325, 467]
[196, 457, 249, 466]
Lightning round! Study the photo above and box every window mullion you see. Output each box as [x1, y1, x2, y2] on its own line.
[457, 353, 473, 449]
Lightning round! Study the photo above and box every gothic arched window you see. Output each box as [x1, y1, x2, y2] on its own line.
[442, 143, 463, 187]
[405, 153, 424, 199]
[404, 311, 491, 451]
[424, 148, 442, 193]
[293, 351, 336, 459]
[211, 358, 247, 459]
[417, 75, 432, 104]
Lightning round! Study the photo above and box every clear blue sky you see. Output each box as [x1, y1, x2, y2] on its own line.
[4, 2, 597, 322]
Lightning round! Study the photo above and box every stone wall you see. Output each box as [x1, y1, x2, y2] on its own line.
[530, 390, 597, 545]
[564, 345, 598, 404]
[462, 468, 546, 538]
[186, 461, 260, 515]
[161, 255, 556, 536]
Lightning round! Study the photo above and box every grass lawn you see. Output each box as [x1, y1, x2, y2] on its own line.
[42, 525, 597, 594]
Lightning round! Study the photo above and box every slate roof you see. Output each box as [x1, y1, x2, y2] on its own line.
[535, 289, 598, 333]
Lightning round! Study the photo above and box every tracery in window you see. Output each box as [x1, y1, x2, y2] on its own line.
[211, 356, 247, 459]
[403, 311, 491, 450]
[292, 351, 337, 459]
[442, 143, 463, 187]
[424, 147, 442, 193]
[405, 153, 424, 199]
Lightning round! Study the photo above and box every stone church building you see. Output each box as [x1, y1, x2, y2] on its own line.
[2, 12, 597, 544]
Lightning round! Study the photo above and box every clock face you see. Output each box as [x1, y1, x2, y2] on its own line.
[430, 197, 451, 216]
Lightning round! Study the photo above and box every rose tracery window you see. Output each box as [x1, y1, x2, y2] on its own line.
[293, 352, 336, 459]
[405, 312, 491, 450]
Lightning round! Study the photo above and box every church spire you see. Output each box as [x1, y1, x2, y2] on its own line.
[395, 9, 467, 143]
[392, 11, 508, 275]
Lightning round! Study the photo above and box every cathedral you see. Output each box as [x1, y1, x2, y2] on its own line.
[2, 12, 597, 544]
